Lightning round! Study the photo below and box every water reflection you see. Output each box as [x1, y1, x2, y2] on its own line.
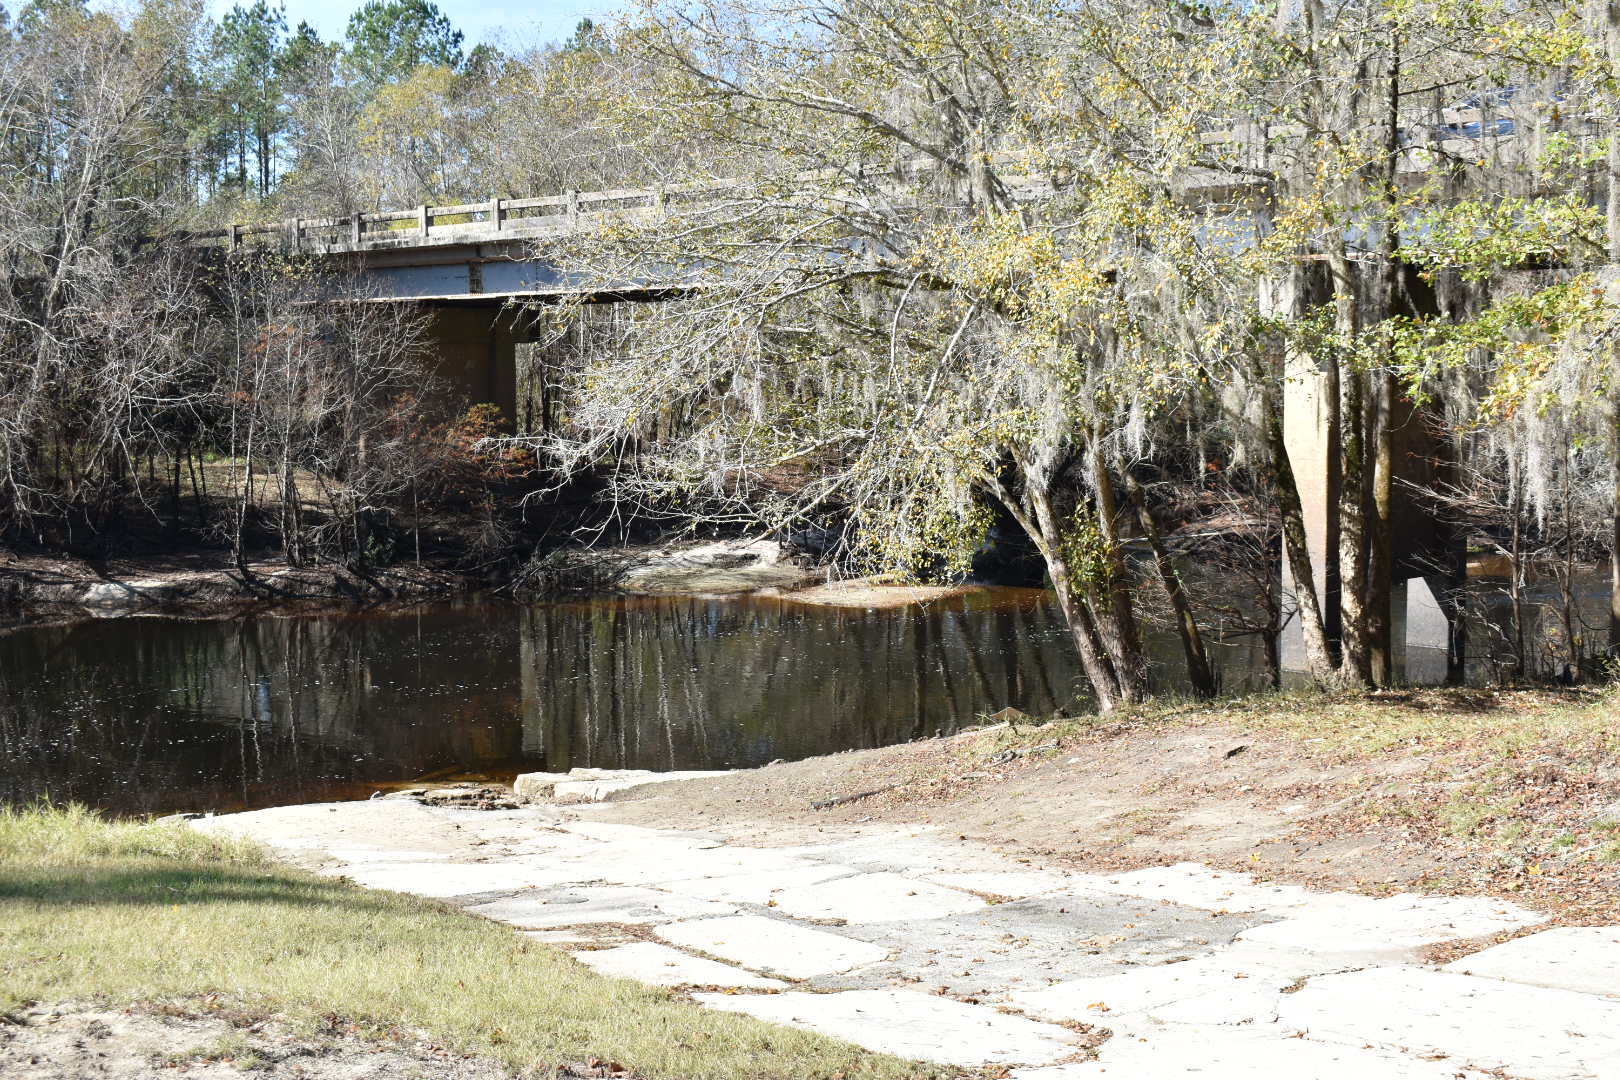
[1, 592, 1108, 817]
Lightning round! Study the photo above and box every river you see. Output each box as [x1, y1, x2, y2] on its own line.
[4, 565, 1606, 817]
[1, 590, 1281, 816]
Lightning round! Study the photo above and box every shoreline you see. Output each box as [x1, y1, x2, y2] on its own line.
[166, 691, 1620, 1077]
[0, 538, 1018, 630]
[5, 687, 1617, 1078]
[179, 685, 1619, 922]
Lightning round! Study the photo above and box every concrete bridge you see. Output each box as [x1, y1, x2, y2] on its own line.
[194, 130, 1540, 681]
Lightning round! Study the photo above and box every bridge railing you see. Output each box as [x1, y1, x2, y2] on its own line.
[184, 179, 762, 254]
[186, 108, 1567, 257]
[182, 154, 1076, 255]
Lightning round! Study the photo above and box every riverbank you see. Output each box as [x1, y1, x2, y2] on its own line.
[0, 537, 826, 628]
[166, 687, 1620, 1078]
[0, 539, 1008, 636]
[0, 548, 475, 629]
[6, 689, 1618, 1079]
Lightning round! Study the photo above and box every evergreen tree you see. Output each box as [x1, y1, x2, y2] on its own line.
[343, 0, 463, 91]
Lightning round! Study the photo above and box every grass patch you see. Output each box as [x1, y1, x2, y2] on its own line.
[1436, 788, 1526, 839]
[0, 805, 938, 1080]
[969, 685, 1619, 764]
[1219, 686, 1618, 759]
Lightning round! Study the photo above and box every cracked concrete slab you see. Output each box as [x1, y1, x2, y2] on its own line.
[1277, 967, 1620, 1080]
[322, 847, 451, 865]
[782, 830, 1025, 874]
[1009, 1024, 1501, 1079]
[825, 893, 1264, 996]
[922, 869, 1090, 899]
[191, 799, 1613, 1074]
[653, 862, 858, 904]
[464, 886, 736, 928]
[575, 942, 787, 988]
[1008, 949, 1323, 1031]
[556, 821, 724, 847]
[768, 871, 988, 923]
[657, 915, 890, 979]
[1442, 926, 1620, 999]
[552, 771, 735, 804]
[549, 842, 828, 889]
[1081, 862, 1346, 916]
[340, 860, 587, 899]
[1236, 893, 1545, 965]
[695, 988, 1084, 1067]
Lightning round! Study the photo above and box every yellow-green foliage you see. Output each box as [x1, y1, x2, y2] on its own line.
[0, 805, 938, 1080]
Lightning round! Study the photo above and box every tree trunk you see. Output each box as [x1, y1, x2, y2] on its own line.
[1088, 444, 1148, 701]
[1611, 402, 1620, 659]
[1368, 371, 1395, 685]
[1329, 248, 1373, 687]
[1510, 478, 1526, 681]
[1366, 35, 1402, 686]
[985, 473, 1128, 712]
[281, 453, 301, 567]
[1122, 470, 1215, 698]
[1606, 1, 1620, 658]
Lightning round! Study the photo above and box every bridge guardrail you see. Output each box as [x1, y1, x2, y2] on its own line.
[183, 112, 1574, 257]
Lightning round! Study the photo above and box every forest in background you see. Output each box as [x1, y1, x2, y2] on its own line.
[3, 0, 1620, 707]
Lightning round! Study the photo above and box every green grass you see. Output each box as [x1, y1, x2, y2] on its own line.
[0, 805, 940, 1080]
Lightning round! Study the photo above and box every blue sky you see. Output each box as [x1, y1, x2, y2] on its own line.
[206, 0, 624, 51]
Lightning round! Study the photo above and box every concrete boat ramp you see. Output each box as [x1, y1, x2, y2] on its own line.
[194, 797, 1620, 1079]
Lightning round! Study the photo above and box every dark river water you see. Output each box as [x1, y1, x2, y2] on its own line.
[0, 590, 1278, 817]
[3, 564, 1611, 817]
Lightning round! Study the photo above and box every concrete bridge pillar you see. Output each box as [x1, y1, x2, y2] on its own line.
[421, 305, 519, 421]
[1268, 268, 1341, 673]
[1267, 265, 1465, 684]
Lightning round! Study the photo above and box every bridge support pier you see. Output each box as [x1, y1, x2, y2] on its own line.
[421, 306, 521, 421]
[1269, 267, 1467, 685]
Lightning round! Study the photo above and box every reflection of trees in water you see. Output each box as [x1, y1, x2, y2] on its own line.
[1454, 568, 1613, 683]
[0, 611, 527, 815]
[516, 594, 1077, 772]
[3, 595, 1083, 816]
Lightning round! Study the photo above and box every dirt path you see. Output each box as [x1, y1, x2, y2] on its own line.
[587, 690, 1620, 922]
[0, 1002, 535, 1080]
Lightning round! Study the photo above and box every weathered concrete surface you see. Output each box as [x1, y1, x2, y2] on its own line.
[576, 942, 788, 989]
[1442, 926, 1620, 998]
[1009, 948, 1323, 1031]
[465, 886, 736, 928]
[1278, 968, 1620, 1079]
[191, 797, 1619, 1075]
[658, 915, 891, 979]
[826, 892, 1261, 998]
[1081, 861, 1334, 915]
[768, 871, 987, 923]
[1010, 1024, 1501, 1079]
[1234, 892, 1543, 965]
[342, 860, 586, 898]
[696, 989, 1082, 1066]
